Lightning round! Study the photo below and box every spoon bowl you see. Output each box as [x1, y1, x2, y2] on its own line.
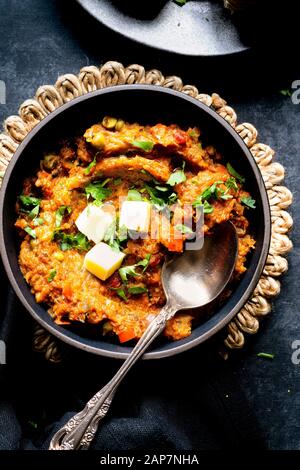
[162, 221, 238, 310]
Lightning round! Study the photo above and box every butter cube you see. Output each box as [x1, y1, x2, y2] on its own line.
[119, 201, 151, 233]
[75, 204, 114, 244]
[84, 242, 125, 281]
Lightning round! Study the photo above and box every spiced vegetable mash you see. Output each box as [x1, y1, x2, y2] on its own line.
[15, 117, 255, 343]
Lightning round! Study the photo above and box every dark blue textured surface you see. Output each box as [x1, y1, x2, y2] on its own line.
[0, 0, 299, 450]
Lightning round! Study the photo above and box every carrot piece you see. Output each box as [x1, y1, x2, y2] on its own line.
[118, 328, 136, 343]
[62, 283, 73, 301]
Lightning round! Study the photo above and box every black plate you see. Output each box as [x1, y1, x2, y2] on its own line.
[0, 85, 270, 359]
[76, 0, 250, 56]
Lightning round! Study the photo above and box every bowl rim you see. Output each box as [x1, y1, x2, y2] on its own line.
[0, 84, 271, 360]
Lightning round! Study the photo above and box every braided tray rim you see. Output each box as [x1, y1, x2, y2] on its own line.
[0, 61, 293, 362]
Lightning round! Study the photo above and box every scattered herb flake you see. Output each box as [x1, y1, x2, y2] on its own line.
[241, 196, 256, 209]
[175, 224, 193, 234]
[24, 226, 36, 239]
[55, 205, 71, 228]
[173, 0, 187, 5]
[33, 217, 44, 226]
[128, 286, 148, 295]
[110, 287, 128, 302]
[131, 140, 154, 152]
[48, 269, 57, 282]
[84, 155, 97, 175]
[119, 254, 151, 282]
[167, 164, 186, 186]
[257, 352, 274, 360]
[279, 89, 292, 97]
[226, 163, 245, 184]
[225, 177, 239, 192]
[53, 231, 92, 252]
[127, 189, 143, 201]
[19, 195, 41, 207]
[85, 180, 112, 204]
[113, 177, 122, 186]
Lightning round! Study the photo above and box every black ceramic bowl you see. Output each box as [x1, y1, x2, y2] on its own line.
[0, 85, 271, 359]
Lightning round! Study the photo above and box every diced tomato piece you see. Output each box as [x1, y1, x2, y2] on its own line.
[62, 283, 73, 301]
[173, 130, 187, 145]
[166, 237, 184, 252]
[118, 328, 136, 343]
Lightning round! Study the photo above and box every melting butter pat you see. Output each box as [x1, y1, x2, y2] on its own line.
[84, 242, 125, 281]
[119, 201, 151, 233]
[75, 204, 114, 244]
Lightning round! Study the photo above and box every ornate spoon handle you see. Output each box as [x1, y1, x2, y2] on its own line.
[49, 302, 177, 450]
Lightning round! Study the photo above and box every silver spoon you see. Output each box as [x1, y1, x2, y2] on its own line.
[49, 221, 238, 450]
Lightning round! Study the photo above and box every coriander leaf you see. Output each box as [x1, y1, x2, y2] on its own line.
[84, 155, 97, 175]
[103, 221, 117, 246]
[144, 184, 166, 210]
[279, 89, 292, 97]
[241, 196, 256, 209]
[167, 167, 186, 186]
[168, 192, 178, 204]
[118, 225, 128, 243]
[119, 255, 151, 282]
[110, 287, 128, 301]
[53, 231, 92, 251]
[155, 186, 169, 192]
[220, 192, 233, 200]
[19, 195, 41, 207]
[113, 178, 122, 186]
[85, 180, 112, 203]
[33, 217, 44, 226]
[257, 352, 274, 360]
[55, 205, 71, 228]
[193, 197, 214, 214]
[131, 140, 154, 152]
[48, 269, 57, 282]
[127, 189, 143, 201]
[225, 177, 239, 192]
[136, 254, 151, 272]
[28, 204, 40, 219]
[226, 163, 245, 184]
[119, 265, 140, 282]
[175, 224, 193, 234]
[128, 286, 148, 295]
[173, 0, 187, 5]
[24, 226, 36, 238]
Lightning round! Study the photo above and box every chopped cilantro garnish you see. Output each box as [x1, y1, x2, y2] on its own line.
[113, 177, 122, 186]
[55, 205, 71, 228]
[127, 189, 143, 201]
[85, 179, 112, 204]
[48, 269, 57, 282]
[128, 286, 148, 295]
[84, 155, 97, 175]
[33, 217, 44, 226]
[226, 163, 245, 184]
[53, 231, 92, 251]
[19, 195, 41, 208]
[167, 163, 186, 186]
[225, 177, 239, 192]
[119, 254, 151, 282]
[24, 226, 36, 238]
[257, 352, 274, 360]
[175, 224, 193, 234]
[131, 140, 154, 152]
[110, 287, 128, 302]
[241, 196, 256, 209]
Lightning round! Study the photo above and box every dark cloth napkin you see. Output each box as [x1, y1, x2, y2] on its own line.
[0, 259, 265, 451]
